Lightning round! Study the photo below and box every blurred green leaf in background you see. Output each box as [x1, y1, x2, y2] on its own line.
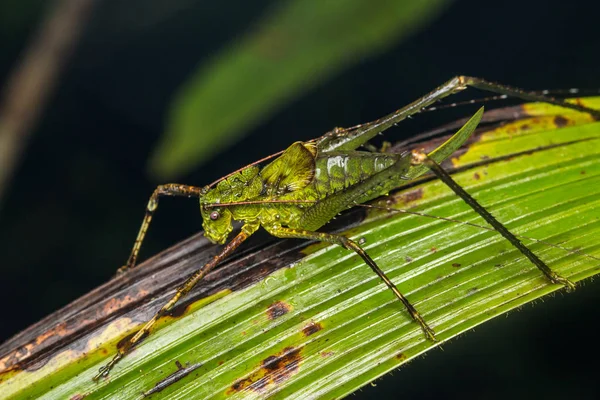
[150, 0, 450, 179]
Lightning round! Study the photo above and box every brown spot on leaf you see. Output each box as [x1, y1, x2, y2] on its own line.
[581, 170, 586, 175]
[399, 188, 424, 205]
[267, 301, 292, 320]
[3, 322, 77, 371]
[167, 302, 191, 318]
[520, 124, 530, 131]
[227, 347, 302, 394]
[554, 115, 569, 127]
[452, 263, 461, 268]
[70, 394, 87, 400]
[34, 322, 74, 347]
[385, 188, 424, 208]
[395, 353, 407, 361]
[430, 247, 437, 253]
[473, 172, 481, 180]
[102, 294, 139, 315]
[302, 321, 323, 336]
[320, 351, 334, 358]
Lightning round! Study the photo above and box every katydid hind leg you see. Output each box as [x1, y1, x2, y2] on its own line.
[411, 150, 576, 291]
[462, 76, 600, 119]
[265, 226, 436, 341]
[317, 76, 600, 154]
[117, 184, 204, 275]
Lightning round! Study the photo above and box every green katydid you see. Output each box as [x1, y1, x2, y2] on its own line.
[94, 76, 600, 380]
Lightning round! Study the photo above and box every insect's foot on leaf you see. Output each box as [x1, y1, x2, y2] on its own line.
[413, 316, 436, 342]
[114, 265, 130, 277]
[93, 352, 124, 381]
[552, 274, 576, 292]
[92, 365, 110, 382]
[422, 324, 437, 342]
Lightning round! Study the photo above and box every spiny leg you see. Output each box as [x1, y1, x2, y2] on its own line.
[118, 184, 204, 274]
[265, 226, 436, 341]
[318, 76, 600, 153]
[411, 150, 575, 291]
[456, 76, 600, 118]
[94, 230, 250, 381]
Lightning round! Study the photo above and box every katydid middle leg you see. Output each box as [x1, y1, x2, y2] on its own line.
[118, 184, 204, 274]
[265, 226, 436, 341]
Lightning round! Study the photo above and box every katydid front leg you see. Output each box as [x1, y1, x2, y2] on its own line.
[94, 229, 251, 380]
[117, 184, 204, 275]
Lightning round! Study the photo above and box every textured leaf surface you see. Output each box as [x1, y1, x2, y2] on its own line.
[150, 0, 449, 178]
[1, 99, 599, 399]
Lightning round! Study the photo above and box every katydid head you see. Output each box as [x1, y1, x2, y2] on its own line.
[198, 185, 232, 244]
[200, 203, 234, 245]
[199, 165, 264, 244]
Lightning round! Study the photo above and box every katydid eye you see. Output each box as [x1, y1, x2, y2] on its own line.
[209, 211, 220, 220]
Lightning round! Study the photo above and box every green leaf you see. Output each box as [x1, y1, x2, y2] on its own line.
[2, 98, 599, 399]
[150, 0, 449, 179]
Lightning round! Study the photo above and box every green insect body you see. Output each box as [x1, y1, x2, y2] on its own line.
[200, 142, 406, 244]
[199, 107, 483, 245]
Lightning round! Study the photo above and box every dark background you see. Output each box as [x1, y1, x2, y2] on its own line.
[1, 0, 599, 398]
